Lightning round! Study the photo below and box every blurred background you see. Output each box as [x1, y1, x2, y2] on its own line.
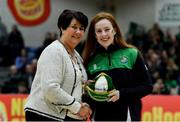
[0, 0, 180, 121]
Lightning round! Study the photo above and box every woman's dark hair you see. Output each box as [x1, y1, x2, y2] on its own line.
[57, 9, 88, 36]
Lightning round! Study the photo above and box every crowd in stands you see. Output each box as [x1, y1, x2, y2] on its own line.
[127, 22, 180, 95]
[0, 16, 58, 93]
[0, 16, 180, 95]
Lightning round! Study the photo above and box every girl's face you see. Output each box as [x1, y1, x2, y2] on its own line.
[95, 19, 116, 49]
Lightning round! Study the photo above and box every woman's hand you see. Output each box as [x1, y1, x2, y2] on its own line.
[77, 103, 92, 120]
[107, 89, 120, 102]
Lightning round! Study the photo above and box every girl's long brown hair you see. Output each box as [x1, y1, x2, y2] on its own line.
[82, 12, 134, 66]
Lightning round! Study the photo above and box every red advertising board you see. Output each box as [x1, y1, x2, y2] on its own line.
[0, 94, 27, 121]
[142, 95, 180, 121]
[0, 94, 180, 121]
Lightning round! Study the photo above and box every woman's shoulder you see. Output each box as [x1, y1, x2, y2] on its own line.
[43, 40, 65, 53]
[39, 40, 67, 61]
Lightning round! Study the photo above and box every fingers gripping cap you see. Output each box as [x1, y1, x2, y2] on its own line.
[86, 72, 115, 102]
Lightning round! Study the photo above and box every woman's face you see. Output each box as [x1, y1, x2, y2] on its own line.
[62, 18, 85, 49]
[95, 19, 116, 49]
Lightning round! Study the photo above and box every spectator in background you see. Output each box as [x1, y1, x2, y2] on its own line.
[163, 79, 179, 95]
[51, 32, 58, 41]
[23, 64, 35, 90]
[175, 26, 180, 69]
[7, 24, 25, 64]
[152, 78, 164, 94]
[148, 23, 164, 42]
[0, 16, 8, 65]
[0, 16, 8, 46]
[8, 65, 22, 84]
[145, 49, 162, 83]
[2, 65, 22, 93]
[42, 32, 53, 48]
[15, 48, 29, 73]
[17, 80, 29, 94]
[175, 25, 180, 43]
[30, 58, 37, 76]
[36, 32, 57, 59]
[147, 23, 164, 51]
[43, 32, 57, 48]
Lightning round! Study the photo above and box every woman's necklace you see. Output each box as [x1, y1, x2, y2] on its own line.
[69, 54, 77, 64]
[59, 40, 83, 80]
[59, 40, 77, 63]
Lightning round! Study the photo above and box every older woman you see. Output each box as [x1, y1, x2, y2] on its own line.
[24, 9, 92, 121]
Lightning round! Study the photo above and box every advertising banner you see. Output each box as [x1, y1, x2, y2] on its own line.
[156, 0, 180, 26]
[0, 94, 180, 121]
[0, 94, 27, 121]
[142, 95, 180, 121]
[7, 0, 51, 26]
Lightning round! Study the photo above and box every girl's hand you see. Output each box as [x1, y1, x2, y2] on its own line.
[107, 89, 120, 102]
[84, 80, 95, 86]
[82, 80, 95, 90]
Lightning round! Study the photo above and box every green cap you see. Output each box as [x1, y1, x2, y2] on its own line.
[86, 72, 115, 102]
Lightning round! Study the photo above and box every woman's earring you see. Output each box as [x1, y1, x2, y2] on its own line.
[61, 28, 64, 34]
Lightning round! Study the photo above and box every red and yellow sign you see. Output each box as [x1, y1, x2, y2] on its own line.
[142, 95, 180, 121]
[7, 0, 51, 26]
[0, 94, 180, 121]
[0, 94, 27, 121]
